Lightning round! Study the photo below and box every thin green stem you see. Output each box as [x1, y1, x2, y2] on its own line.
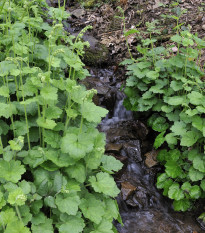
[15, 205, 23, 223]
[0, 0, 6, 15]
[0, 136, 4, 157]
[42, 104, 46, 148]
[19, 62, 31, 150]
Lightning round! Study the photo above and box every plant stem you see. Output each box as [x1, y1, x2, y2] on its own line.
[15, 205, 23, 223]
[0, 0, 6, 15]
[0, 137, 4, 157]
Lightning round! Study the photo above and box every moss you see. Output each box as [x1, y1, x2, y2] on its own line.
[83, 43, 109, 67]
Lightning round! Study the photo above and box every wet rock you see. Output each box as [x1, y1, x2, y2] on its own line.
[132, 121, 149, 141]
[102, 88, 116, 112]
[71, 9, 85, 18]
[131, 186, 149, 209]
[116, 210, 203, 233]
[106, 143, 122, 153]
[105, 126, 136, 143]
[80, 76, 110, 95]
[123, 140, 142, 162]
[82, 36, 110, 66]
[121, 182, 136, 200]
[144, 150, 159, 168]
[114, 155, 128, 166]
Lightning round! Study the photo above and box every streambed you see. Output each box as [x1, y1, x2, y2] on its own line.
[84, 68, 204, 233]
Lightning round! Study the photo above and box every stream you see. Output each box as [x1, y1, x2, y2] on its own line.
[83, 68, 204, 233]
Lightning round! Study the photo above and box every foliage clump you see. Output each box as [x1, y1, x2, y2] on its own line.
[121, 6, 205, 212]
[0, 0, 123, 232]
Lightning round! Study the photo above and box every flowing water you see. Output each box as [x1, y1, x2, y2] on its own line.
[86, 68, 205, 233]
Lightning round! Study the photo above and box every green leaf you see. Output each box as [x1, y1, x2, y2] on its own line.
[30, 200, 43, 215]
[168, 149, 181, 161]
[180, 131, 200, 147]
[161, 105, 174, 113]
[31, 212, 46, 225]
[193, 155, 205, 173]
[0, 208, 18, 228]
[40, 86, 58, 101]
[37, 117, 56, 130]
[31, 218, 53, 233]
[89, 172, 120, 197]
[91, 219, 113, 233]
[45, 149, 75, 167]
[23, 149, 46, 168]
[55, 193, 80, 215]
[9, 136, 24, 151]
[165, 161, 183, 178]
[136, 61, 151, 69]
[189, 185, 201, 199]
[170, 80, 183, 91]
[189, 167, 204, 181]
[168, 183, 184, 200]
[154, 131, 165, 149]
[120, 59, 134, 65]
[19, 180, 31, 194]
[12, 121, 28, 136]
[44, 196, 57, 208]
[171, 34, 182, 43]
[188, 91, 203, 105]
[165, 96, 185, 106]
[80, 193, 105, 224]
[5, 221, 31, 233]
[44, 130, 61, 148]
[170, 121, 187, 136]
[45, 106, 62, 119]
[181, 182, 191, 192]
[0, 160, 25, 183]
[192, 115, 205, 135]
[59, 215, 85, 233]
[165, 133, 178, 146]
[173, 199, 191, 211]
[2, 148, 14, 161]
[0, 86, 9, 97]
[81, 102, 108, 123]
[0, 191, 6, 209]
[101, 155, 123, 174]
[0, 120, 9, 135]
[146, 70, 159, 80]
[19, 205, 32, 225]
[8, 188, 27, 206]
[152, 117, 169, 132]
[200, 180, 205, 191]
[0, 103, 17, 118]
[157, 149, 168, 162]
[187, 149, 199, 161]
[65, 162, 86, 183]
[124, 29, 139, 37]
[61, 131, 93, 159]
[103, 198, 119, 221]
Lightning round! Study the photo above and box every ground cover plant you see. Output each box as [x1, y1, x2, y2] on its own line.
[0, 0, 123, 232]
[120, 5, 205, 212]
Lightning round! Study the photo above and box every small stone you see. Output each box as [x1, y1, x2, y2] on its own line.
[202, 25, 205, 31]
[144, 150, 158, 168]
[121, 182, 136, 200]
[106, 143, 122, 153]
[71, 9, 85, 18]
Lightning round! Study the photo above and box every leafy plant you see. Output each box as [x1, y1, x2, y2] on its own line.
[0, 0, 123, 232]
[120, 8, 205, 211]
